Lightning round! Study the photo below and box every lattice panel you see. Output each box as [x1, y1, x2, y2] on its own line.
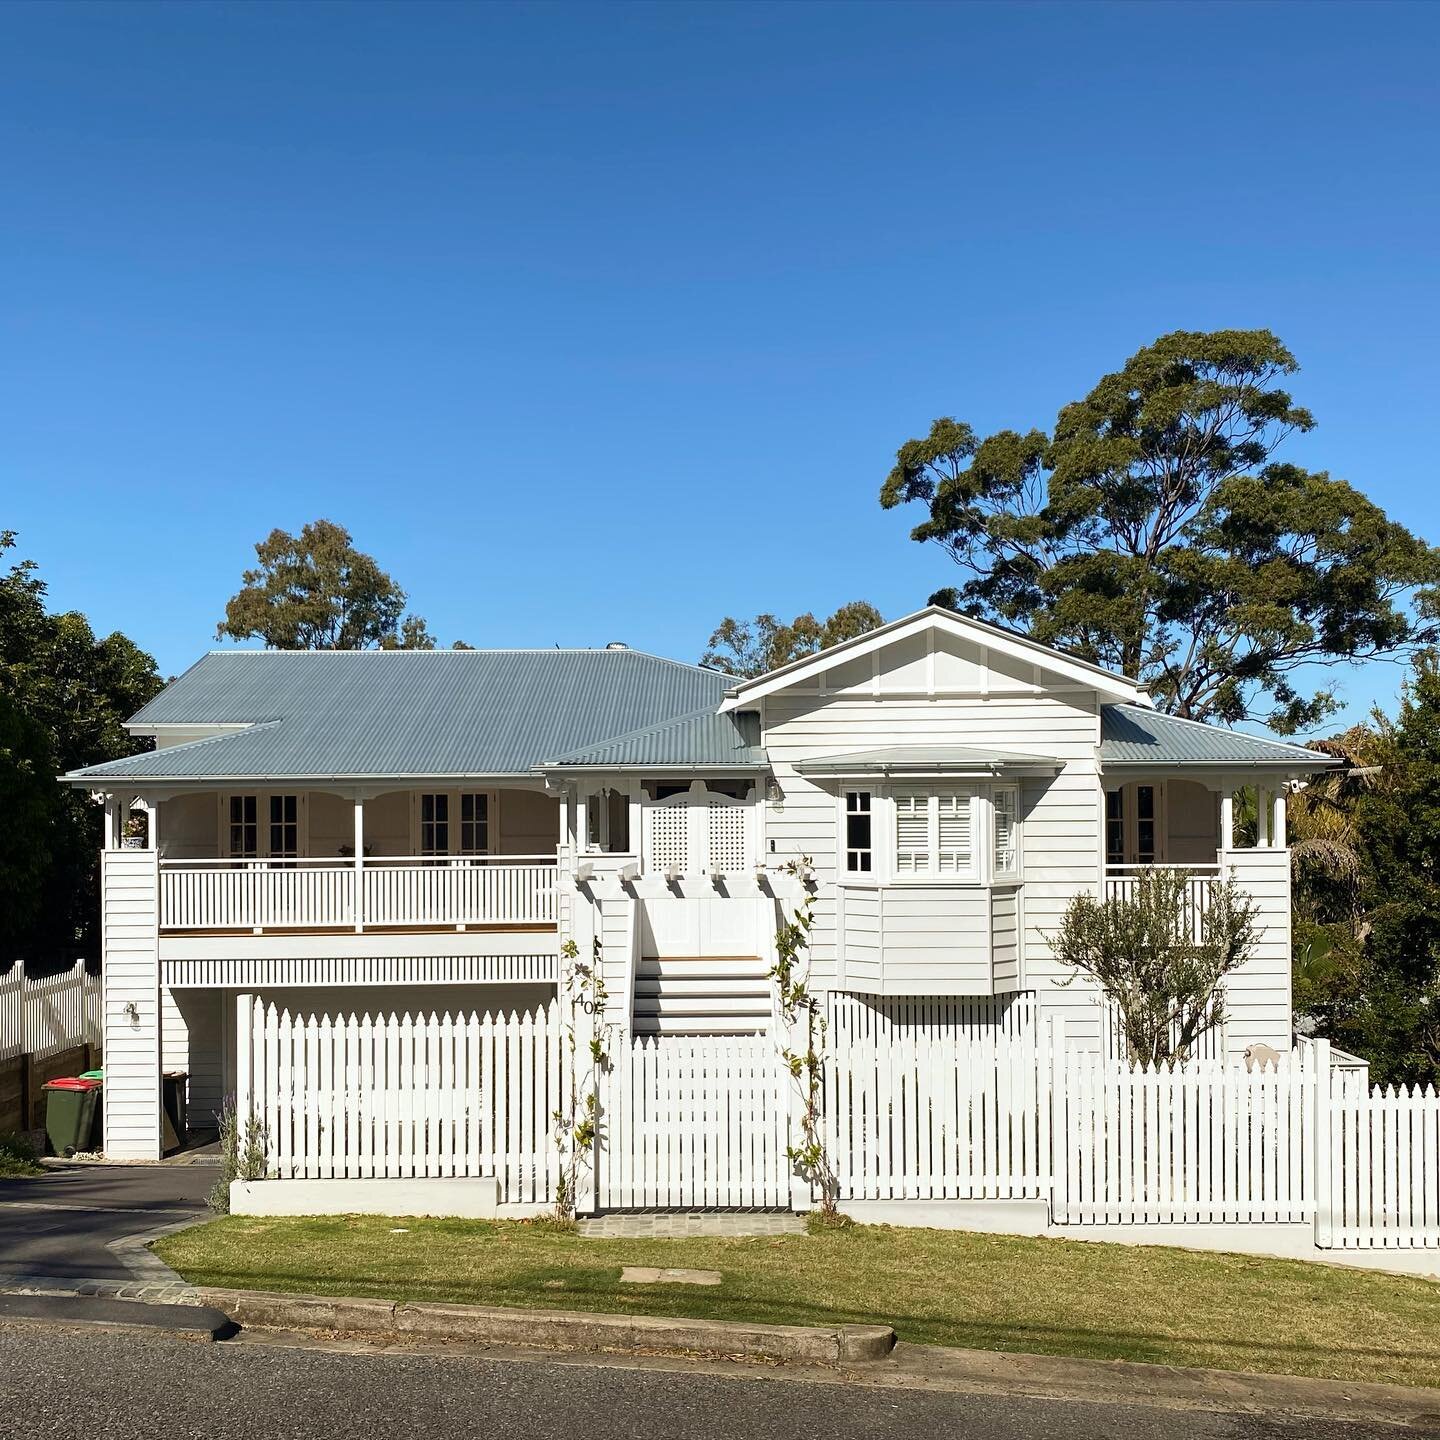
[708, 803, 748, 874]
[647, 806, 689, 872]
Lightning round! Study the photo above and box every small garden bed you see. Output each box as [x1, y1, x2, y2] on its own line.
[156, 1215, 1440, 1388]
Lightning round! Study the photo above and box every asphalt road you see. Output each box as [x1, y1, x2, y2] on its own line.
[0, 1324, 1420, 1440]
[0, 1164, 212, 1281]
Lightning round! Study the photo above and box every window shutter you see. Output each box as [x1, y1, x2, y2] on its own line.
[994, 788, 1018, 875]
[936, 792, 972, 873]
[894, 791, 929, 874]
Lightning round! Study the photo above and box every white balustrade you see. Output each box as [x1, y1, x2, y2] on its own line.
[159, 856, 557, 932]
[1103, 863, 1221, 942]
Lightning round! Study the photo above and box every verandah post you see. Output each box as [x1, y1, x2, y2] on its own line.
[235, 992, 254, 1125]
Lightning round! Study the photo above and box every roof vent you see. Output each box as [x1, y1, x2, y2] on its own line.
[605, 641, 629, 650]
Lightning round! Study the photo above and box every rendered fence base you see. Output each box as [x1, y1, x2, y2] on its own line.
[837, 1198, 1049, 1234]
[229, 1177, 550, 1220]
[1041, 1220, 1440, 1279]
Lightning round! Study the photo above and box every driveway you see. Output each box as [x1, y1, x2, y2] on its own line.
[0, 1163, 213, 1284]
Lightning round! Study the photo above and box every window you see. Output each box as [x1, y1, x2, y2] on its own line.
[228, 795, 257, 858]
[894, 788, 976, 879]
[1105, 790, 1124, 867]
[460, 793, 489, 855]
[1136, 784, 1158, 864]
[844, 791, 872, 873]
[268, 794, 298, 859]
[993, 787, 1019, 877]
[420, 793, 450, 855]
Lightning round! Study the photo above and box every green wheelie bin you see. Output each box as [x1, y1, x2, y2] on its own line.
[42, 1076, 102, 1156]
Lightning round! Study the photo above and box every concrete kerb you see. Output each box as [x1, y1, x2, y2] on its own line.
[194, 1286, 897, 1367]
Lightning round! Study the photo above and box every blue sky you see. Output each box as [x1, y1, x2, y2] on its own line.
[4, 1, 1437, 732]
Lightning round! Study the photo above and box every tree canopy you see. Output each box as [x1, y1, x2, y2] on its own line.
[0, 531, 163, 966]
[218, 519, 446, 650]
[700, 601, 884, 678]
[881, 330, 1440, 730]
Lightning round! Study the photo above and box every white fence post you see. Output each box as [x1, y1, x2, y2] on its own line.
[1312, 1037, 1333, 1248]
[235, 992, 254, 1130]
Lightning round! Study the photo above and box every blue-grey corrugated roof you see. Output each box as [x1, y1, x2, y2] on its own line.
[67, 650, 739, 781]
[1100, 704, 1334, 769]
[539, 708, 766, 771]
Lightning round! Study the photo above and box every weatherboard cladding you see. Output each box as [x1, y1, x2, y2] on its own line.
[74, 649, 739, 781]
[1099, 703, 1332, 767]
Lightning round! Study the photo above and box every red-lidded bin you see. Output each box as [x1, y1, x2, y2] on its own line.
[43, 1077, 102, 1157]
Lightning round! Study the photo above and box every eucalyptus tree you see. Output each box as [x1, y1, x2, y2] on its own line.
[881, 331, 1440, 730]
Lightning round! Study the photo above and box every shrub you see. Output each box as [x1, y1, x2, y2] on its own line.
[207, 1097, 269, 1213]
[0, 1130, 43, 1177]
[1051, 867, 1259, 1064]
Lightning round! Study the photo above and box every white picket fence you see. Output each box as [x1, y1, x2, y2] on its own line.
[0, 961, 103, 1063]
[1050, 1043, 1320, 1225]
[231, 998, 1440, 1249]
[826, 1029, 1048, 1200]
[1324, 1070, 1440, 1249]
[597, 1035, 789, 1209]
[237, 996, 566, 1205]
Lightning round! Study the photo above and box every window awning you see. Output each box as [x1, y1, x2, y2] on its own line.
[794, 746, 1061, 780]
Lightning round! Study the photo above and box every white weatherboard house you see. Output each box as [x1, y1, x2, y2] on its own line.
[67, 606, 1331, 1175]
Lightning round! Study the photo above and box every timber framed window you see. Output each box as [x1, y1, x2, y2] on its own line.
[459, 793, 490, 855]
[228, 795, 258, 858]
[223, 792, 303, 860]
[844, 791, 873, 873]
[1105, 783, 1165, 866]
[268, 794, 299, 859]
[419, 793, 450, 856]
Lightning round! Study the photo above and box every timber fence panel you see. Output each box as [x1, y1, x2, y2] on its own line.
[236, 998, 562, 1203]
[1325, 1072, 1440, 1248]
[1, 961, 101, 1063]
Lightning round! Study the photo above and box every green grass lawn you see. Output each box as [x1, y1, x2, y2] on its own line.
[155, 1215, 1440, 1388]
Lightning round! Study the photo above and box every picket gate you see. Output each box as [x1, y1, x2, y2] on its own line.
[826, 1028, 1048, 1201]
[596, 1033, 790, 1209]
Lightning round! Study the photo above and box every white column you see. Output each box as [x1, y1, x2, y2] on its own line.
[103, 793, 120, 849]
[146, 798, 160, 851]
[353, 796, 365, 932]
[1271, 789, 1287, 850]
[1219, 792, 1235, 854]
[575, 791, 589, 856]
[1256, 787, 1270, 848]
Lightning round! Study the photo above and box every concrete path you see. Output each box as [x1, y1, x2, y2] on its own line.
[0, 1323, 1413, 1439]
[0, 1163, 212, 1288]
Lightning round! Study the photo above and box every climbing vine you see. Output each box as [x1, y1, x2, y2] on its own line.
[552, 933, 614, 1221]
[770, 856, 840, 1218]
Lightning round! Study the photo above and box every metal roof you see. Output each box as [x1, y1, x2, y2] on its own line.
[538, 708, 767, 771]
[67, 649, 736, 782]
[795, 745, 1060, 776]
[1099, 704, 1335, 769]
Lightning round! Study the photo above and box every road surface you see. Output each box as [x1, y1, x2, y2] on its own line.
[0, 1323, 1417, 1439]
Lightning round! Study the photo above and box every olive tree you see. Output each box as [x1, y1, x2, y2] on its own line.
[1050, 868, 1259, 1064]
